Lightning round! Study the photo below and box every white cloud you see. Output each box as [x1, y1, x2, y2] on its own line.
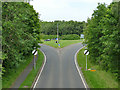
[30, 0, 112, 22]
[61, 0, 112, 3]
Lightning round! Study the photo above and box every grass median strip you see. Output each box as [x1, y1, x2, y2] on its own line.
[19, 50, 44, 88]
[2, 54, 33, 88]
[42, 39, 83, 48]
[77, 47, 118, 88]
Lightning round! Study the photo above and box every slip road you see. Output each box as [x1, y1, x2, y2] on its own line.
[35, 43, 85, 88]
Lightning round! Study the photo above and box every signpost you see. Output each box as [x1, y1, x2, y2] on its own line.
[84, 50, 89, 70]
[58, 43, 60, 47]
[32, 49, 38, 69]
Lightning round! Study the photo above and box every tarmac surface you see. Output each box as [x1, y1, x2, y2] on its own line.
[35, 43, 85, 88]
[11, 43, 86, 88]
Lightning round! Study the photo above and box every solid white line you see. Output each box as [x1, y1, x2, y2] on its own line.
[74, 46, 88, 88]
[33, 49, 46, 89]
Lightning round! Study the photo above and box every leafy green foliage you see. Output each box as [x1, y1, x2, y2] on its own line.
[61, 34, 80, 40]
[2, 2, 41, 75]
[77, 48, 118, 88]
[84, 2, 119, 80]
[41, 34, 57, 40]
[41, 20, 85, 36]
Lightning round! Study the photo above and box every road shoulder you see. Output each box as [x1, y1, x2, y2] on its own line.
[31, 49, 47, 88]
[74, 46, 89, 88]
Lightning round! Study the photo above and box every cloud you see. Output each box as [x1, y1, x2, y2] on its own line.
[30, 0, 112, 21]
[30, 0, 112, 10]
[61, 0, 112, 3]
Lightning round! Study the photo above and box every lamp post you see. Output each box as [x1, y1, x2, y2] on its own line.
[57, 23, 58, 43]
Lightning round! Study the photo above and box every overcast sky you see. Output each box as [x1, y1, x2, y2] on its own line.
[30, 0, 112, 22]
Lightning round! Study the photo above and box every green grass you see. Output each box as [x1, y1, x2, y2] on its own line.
[2, 54, 33, 88]
[19, 50, 44, 88]
[77, 47, 118, 88]
[0, 77, 1, 90]
[42, 39, 83, 48]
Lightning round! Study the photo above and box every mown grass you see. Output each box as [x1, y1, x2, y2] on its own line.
[19, 50, 44, 88]
[2, 54, 33, 88]
[42, 39, 83, 48]
[77, 47, 118, 88]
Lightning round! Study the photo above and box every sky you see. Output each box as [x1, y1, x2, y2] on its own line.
[30, 0, 113, 22]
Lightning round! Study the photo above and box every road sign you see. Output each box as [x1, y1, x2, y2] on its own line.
[58, 44, 60, 47]
[32, 49, 38, 70]
[84, 50, 89, 70]
[56, 38, 58, 40]
[84, 50, 89, 55]
[80, 34, 84, 39]
[32, 50, 38, 55]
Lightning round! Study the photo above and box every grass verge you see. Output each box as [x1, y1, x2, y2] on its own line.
[19, 50, 44, 88]
[77, 47, 118, 88]
[42, 39, 83, 48]
[2, 54, 33, 88]
[0, 77, 1, 90]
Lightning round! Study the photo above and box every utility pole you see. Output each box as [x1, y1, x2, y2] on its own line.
[57, 23, 58, 43]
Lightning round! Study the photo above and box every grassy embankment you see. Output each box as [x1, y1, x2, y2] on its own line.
[19, 50, 44, 88]
[42, 39, 83, 48]
[2, 54, 33, 88]
[77, 47, 118, 88]
[2, 50, 44, 88]
[0, 74, 1, 89]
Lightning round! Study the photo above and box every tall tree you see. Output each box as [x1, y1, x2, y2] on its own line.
[84, 3, 107, 63]
[41, 20, 85, 36]
[2, 2, 40, 75]
[84, 2, 119, 79]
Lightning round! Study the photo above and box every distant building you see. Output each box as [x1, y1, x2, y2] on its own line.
[80, 34, 84, 39]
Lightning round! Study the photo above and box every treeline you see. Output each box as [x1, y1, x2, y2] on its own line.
[41, 20, 85, 36]
[2, 2, 40, 75]
[84, 2, 120, 80]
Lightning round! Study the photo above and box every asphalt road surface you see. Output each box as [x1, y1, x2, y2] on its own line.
[36, 43, 85, 88]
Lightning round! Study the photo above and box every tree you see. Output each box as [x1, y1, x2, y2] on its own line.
[2, 2, 40, 75]
[84, 2, 119, 79]
[84, 3, 107, 63]
[41, 20, 85, 36]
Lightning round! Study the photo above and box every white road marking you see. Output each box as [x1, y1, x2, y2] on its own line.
[33, 45, 87, 89]
[33, 49, 46, 89]
[74, 46, 88, 89]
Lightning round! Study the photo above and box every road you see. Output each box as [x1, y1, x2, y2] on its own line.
[36, 43, 85, 88]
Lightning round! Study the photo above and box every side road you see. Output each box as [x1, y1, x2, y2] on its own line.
[11, 57, 35, 88]
[11, 50, 41, 88]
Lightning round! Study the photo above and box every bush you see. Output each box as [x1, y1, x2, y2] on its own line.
[61, 34, 80, 40]
[42, 34, 57, 40]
